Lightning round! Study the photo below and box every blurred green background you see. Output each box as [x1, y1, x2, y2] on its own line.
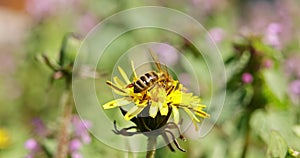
[0, 0, 300, 158]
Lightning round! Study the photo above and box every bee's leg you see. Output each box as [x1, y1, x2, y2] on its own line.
[165, 130, 186, 152]
[166, 122, 186, 141]
[161, 132, 175, 152]
[113, 120, 140, 136]
[147, 82, 159, 92]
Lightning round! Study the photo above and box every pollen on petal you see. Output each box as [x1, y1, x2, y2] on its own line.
[195, 110, 210, 118]
[102, 98, 131, 109]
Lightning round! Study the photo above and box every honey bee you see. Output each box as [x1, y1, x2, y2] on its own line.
[126, 49, 172, 93]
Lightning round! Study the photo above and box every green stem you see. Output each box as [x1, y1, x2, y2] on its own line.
[146, 136, 157, 158]
[55, 84, 73, 158]
[241, 112, 251, 158]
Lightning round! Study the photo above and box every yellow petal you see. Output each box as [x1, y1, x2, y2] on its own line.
[102, 98, 131, 109]
[172, 106, 180, 124]
[149, 102, 158, 118]
[160, 102, 168, 116]
[112, 89, 127, 96]
[194, 107, 210, 118]
[106, 81, 127, 95]
[113, 76, 126, 87]
[197, 104, 206, 108]
[124, 106, 145, 121]
[182, 107, 200, 123]
[131, 60, 138, 80]
[183, 107, 200, 131]
[0, 128, 10, 149]
[118, 66, 130, 84]
[172, 94, 182, 104]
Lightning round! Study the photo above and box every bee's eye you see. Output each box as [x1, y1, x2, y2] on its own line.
[126, 84, 134, 88]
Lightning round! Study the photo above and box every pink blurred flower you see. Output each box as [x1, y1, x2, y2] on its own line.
[191, 0, 227, 14]
[263, 59, 273, 69]
[289, 80, 300, 95]
[208, 27, 225, 43]
[69, 139, 82, 152]
[25, 139, 40, 151]
[25, 138, 40, 158]
[288, 80, 300, 105]
[0, 53, 16, 75]
[26, 0, 56, 19]
[71, 152, 83, 158]
[26, 0, 81, 20]
[242, 73, 253, 84]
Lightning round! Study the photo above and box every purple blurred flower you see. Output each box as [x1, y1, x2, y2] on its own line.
[263, 23, 282, 49]
[179, 73, 191, 87]
[242, 73, 253, 84]
[32, 118, 48, 137]
[72, 115, 92, 144]
[285, 55, 300, 78]
[76, 13, 98, 35]
[208, 28, 225, 43]
[153, 44, 179, 66]
[69, 139, 82, 152]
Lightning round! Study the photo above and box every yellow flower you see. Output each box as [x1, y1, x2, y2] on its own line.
[0, 128, 11, 149]
[103, 61, 209, 130]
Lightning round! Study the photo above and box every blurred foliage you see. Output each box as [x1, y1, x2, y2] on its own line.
[0, 0, 300, 158]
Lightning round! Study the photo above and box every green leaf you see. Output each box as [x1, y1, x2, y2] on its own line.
[226, 50, 251, 82]
[292, 125, 300, 138]
[250, 110, 269, 142]
[59, 33, 81, 67]
[41, 139, 57, 156]
[263, 69, 287, 105]
[287, 148, 300, 158]
[267, 131, 288, 158]
[252, 39, 282, 60]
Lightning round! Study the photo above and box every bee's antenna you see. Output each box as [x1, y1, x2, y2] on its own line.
[147, 48, 163, 72]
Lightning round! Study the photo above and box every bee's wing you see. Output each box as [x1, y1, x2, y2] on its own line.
[162, 63, 170, 79]
[148, 48, 171, 79]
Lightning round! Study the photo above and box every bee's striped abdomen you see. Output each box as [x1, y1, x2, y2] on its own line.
[133, 71, 159, 93]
